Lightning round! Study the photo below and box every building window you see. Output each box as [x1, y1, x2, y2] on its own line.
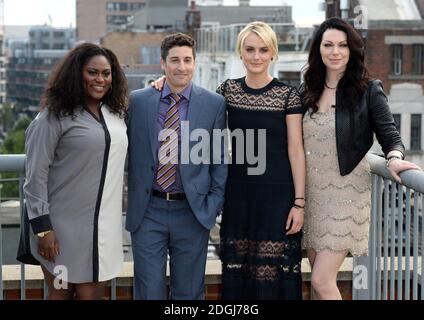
[53, 31, 64, 38]
[393, 114, 401, 133]
[106, 2, 118, 12]
[412, 44, 424, 75]
[107, 15, 129, 25]
[391, 44, 403, 75]
[130, 2, 145, 11]
[52, 43, 65, 49]
[107, 2, 144, 12]
[119, 2, 128, 11]
[139, 46, 160, 64]
[410, 114, 421, 150]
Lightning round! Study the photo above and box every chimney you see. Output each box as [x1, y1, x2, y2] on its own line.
[340, 0, 350, 19]
[186, 0, 201, 37]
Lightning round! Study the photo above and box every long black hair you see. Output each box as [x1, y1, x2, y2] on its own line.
[303, 17, 369, 114]
[41, 42, 128, 118]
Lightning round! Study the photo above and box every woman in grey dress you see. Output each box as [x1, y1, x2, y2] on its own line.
[301, 18, 420, 300]
[23, 43, 128, 299]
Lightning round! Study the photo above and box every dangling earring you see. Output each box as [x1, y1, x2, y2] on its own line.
[271, 57, 273, 61]
[109, 84, 113, 94]
[240, 56, 242, 59]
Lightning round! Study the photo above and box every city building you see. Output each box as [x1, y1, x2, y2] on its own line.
[0, 29, 6, 106]
[101, 30, 166, 90]
[6, 26, 75, 115]
[3, 26, 32, 58]
[76, 0, 147, 42]
[194, 23, 312, 91]
[324, 0, 424, 165]
[0, 0, 6, 109]
[130, 0, 292, 32]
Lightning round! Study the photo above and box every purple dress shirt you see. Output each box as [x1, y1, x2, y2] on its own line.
[153, 81, 192, 193]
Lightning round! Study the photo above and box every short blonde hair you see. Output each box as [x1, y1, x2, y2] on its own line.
[236, 21, 278, 61]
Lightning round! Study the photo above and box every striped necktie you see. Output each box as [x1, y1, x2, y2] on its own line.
[156, 93, 182, 191]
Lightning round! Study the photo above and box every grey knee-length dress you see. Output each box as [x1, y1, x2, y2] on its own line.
[24, 106, 128, 283]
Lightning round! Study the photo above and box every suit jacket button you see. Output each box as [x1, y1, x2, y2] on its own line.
[146, 189, 150, 194]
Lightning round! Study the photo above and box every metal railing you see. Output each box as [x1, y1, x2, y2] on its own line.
[0, 154, 119, 299]
[194, 23, 313, 54]
[353, 153, 424, 300]
[1, 153, 424, 300]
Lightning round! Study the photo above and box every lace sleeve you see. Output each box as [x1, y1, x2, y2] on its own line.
[216, 79, 228, 97]
[285, 87, 305, 115]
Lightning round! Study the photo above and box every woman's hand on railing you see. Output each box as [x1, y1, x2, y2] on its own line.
[151, 76, 166, 91]
[388, 159, 421, 184]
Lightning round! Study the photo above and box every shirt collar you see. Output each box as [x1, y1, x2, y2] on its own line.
[161, 81, 192, 101]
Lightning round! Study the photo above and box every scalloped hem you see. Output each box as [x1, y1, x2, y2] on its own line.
[303, 245, 368, 257]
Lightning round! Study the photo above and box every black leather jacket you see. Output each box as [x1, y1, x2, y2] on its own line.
[302, 79, 405, 176]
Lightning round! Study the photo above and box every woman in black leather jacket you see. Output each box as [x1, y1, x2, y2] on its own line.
[300, 17, 420, 300]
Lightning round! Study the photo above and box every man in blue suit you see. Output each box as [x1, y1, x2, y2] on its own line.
[126, 33, 228, 300]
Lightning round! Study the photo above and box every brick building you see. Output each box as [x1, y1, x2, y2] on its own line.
[324, 0, 424, 165]
[101, 31, 167, 90]
[76, 0, 147, 42]
[325, 0, 424, 92]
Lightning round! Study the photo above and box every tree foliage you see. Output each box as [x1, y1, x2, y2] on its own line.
[0, 115, 32, 199]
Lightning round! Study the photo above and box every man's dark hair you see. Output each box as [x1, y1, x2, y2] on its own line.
[161, 33, 196, 60]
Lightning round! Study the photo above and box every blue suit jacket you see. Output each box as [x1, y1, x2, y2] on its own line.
[126, 84, 228, 232]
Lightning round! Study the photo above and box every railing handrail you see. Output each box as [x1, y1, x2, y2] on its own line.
[0, 154, 25, 173]
[367, 152, 424, 193]
[2, 153, 424, 191]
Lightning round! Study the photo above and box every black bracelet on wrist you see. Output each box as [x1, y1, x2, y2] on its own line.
[293, 204, 305, 209]
[386, 156, 402, 168]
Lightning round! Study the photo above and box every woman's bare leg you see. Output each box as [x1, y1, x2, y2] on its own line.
[310, 249, 348, 300]
[306, 249, 317, 299]
[75, 281, 108, 300]
[41, 265, 75, 300]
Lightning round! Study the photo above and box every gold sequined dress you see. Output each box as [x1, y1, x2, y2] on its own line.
[302, 108, 371, 256]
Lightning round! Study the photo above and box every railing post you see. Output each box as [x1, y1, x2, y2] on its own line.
[19, 173, 26, 300]
[354, 174, 380, 300]
[0, 222, 3, 300]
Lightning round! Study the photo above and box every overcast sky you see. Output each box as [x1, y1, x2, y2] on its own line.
[4, 0, 324, 27]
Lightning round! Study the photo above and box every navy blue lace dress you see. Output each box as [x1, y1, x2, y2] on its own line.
[217, 77, 303, 300]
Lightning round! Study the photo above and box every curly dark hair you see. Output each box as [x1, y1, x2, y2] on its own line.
[41, 42, 128, 118]
[303, 17, 369, 115]
[161, 33, 196, 60]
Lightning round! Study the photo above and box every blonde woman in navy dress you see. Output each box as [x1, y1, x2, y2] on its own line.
[218, 22, 306, 300]
[24, 43, 128, 299]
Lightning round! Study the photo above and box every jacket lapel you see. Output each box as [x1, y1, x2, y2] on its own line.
[146, 90, 161, 161]
[187, 84, 203, 130]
